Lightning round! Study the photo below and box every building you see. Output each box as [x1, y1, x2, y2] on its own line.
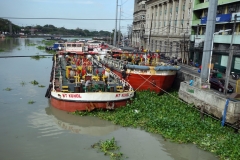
[132, 0, 147, 50]
[191, 0, 240, 73]
[133, 0, 193, 63]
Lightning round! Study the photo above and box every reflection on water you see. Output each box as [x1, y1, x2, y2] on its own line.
[44, 103, 120, 136]
[0, 38, 21, 52]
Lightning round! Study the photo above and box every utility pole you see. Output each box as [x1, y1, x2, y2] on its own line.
[200, 0, 218, 84]
[224, 14, 237, 95]
[184, 33, 186, 63]
[113, 0, 118, 47]
[118, 5, 121, 47]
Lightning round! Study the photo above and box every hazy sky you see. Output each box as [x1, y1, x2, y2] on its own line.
[0, 0, 134, 34]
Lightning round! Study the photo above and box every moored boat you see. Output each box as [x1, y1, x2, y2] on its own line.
[97, 50, 181, 93]
[45, 42, 134, 112]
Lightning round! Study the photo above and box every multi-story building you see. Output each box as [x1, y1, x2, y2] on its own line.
[139, 0, 193, 62]
[191, 0, 240, 72]
[132, 0, 147, 50]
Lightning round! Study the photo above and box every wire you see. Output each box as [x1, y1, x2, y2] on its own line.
[1, 16, 225, 22]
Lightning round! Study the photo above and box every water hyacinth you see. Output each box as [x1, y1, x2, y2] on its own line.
[73, 90, 240, 160]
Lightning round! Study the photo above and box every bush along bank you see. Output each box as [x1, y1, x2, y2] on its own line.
[73, 90, 240, 160]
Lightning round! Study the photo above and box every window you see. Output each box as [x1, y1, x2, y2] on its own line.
[221, 55, 228, 67]
[234, 57, 240, 69]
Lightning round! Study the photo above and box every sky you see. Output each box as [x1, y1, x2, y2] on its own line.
[0, 0, 134, 35]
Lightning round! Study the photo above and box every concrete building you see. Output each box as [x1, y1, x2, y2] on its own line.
[191, 0, 240, 73]
[132, 0, 193, 62]
[132, 0, 147, 50]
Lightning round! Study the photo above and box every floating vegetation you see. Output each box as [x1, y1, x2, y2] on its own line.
[28, 100, 35, 104]
[26, 43, 37, 46]
[38, 85, 45, 88]
[31, 54, 46, 60]
[0, 49, 4, 52]
[74, 90, 240, 160]
[30, 80, 39, 85]
[46, 50, 56, 54]
[4, 87, 12, 91]
[18, 48, 21, 50]
[42, 40, 55, 46]
[91, 137, 123, 160]
[20, 81, 26, 86]
[36, 46, 45, 50]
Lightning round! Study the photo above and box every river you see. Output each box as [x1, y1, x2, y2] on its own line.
[0, 38, 218, 160]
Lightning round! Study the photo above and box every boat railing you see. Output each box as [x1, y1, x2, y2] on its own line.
[52, 55, 56, 91]
[92, 56, 134, 92]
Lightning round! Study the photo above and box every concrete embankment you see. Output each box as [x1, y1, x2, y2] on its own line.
[174, 70, 240, 126]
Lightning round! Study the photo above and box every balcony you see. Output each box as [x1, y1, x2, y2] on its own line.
[190, 34, 240, 44]
[194, 0, 240, 10]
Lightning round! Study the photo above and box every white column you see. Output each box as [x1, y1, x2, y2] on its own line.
[172, 0, 176, 35]
[176, 0, 182, 34]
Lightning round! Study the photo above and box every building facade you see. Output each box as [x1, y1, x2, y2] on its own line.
[191, 0, 240, 72]
[132, 0, 147, 50]
[133, 0, 193, 63]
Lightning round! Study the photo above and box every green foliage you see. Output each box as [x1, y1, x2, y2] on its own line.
[28, 100, 35, 104]
[36, 46, 45, 50]
[20, 81, 26, 86]
[46, 50, 56, 54]
[0, 49, 4, 52]
[91, 137, 123, 160]
[38, 85, 45, 88]
[26, 43, 37, 46]
[30, 80, 39, 85]
[0, 18, 111, 37]
[74, 90, 240, 160]
[31, 54, 46, 60]
[3, 87, 12, 91]
[42, 40, 55, 46]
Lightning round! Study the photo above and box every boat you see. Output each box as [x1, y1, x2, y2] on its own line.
[45, 42, 135, 112]
[97, 50, 181, 93]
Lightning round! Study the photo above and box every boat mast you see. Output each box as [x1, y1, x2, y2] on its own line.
[113, 0, 118, 47]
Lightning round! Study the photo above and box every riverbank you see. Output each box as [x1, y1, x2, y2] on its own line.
[74, 90, 240, 160]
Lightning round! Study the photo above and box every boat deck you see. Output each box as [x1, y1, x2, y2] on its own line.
[52, 55, 129, 93]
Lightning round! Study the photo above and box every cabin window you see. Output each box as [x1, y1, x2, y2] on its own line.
[72, 44, 76, 47]
[67, 44, 71, 47]
[76, 44, 81, 47]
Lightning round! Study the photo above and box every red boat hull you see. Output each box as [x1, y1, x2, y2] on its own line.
[110, 69, 176, 93]
[51, 97, 130, 112]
